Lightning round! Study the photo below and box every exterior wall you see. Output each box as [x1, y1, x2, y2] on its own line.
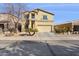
[72, 20, 79, 25]
[36, 10, 53, 21]
[35, 10, 54, 32]
[36, 21, 53, 25]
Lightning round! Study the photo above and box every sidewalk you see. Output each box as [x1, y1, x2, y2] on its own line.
[0, 32, 79, 40]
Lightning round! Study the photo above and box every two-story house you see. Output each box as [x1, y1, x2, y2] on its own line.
[21, 9, 54, 32]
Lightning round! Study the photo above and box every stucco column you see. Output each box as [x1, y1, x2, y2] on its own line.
[29, 13, 32, 28]
[34, 13, 37, 29]
[21, 21, 25, 32]
[21, 13, 26, 32]
[4, 23, 7, 32]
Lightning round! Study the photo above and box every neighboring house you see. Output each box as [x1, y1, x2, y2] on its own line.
[21, 9, 54, 32]
[55, 20, 79, 33]
[0, 13, 18, 33]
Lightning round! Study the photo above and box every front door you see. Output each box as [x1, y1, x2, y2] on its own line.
[18, 23, 22, 32]
[0, 24, 4, 32]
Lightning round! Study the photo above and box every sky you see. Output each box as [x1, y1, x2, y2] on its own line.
[0, 3, 79, 24]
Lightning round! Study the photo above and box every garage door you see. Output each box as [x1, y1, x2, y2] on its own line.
[37, 25, 52, 32]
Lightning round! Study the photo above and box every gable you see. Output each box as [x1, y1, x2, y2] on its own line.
[34, 9, 54, 15]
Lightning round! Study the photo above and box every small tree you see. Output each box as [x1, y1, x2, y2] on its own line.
[6, 3, 26, 33]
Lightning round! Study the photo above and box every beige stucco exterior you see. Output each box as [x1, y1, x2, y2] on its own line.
[21, 9, 54, 32]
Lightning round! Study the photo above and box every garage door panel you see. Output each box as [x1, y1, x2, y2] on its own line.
[37, 26, 51, 32]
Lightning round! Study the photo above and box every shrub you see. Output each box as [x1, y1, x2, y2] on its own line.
[29, 28, 38, 32]
[33, 28, 38, 32]
[25, 28, 38, 32]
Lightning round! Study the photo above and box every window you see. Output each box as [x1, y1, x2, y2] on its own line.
[24, 14, 29, 19]
[31, 14, 35, 19]
[43, 15, 48, 20]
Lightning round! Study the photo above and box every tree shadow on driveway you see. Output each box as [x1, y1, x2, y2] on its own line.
[0, 40, 79, 56]
[0, 40, 52, 56]
[48, 44, 79, 56]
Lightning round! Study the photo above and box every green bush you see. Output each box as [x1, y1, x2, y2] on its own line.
[33, 28, 38, 32]
[25, 28, 38, 32]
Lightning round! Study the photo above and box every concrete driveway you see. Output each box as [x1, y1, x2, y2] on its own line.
[47, 40, 79, 56]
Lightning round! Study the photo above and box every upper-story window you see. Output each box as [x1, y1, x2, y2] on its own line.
[24, 14, 29, 19]
[43, 15, 48, 20]
[31, 14, 35, 19]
